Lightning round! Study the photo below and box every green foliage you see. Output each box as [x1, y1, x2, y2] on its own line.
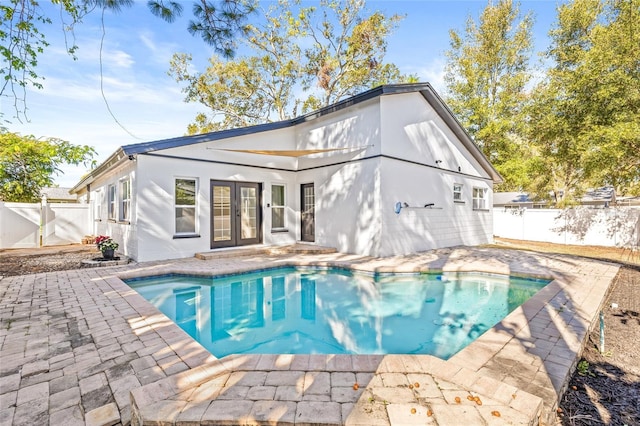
[445, 0, 639, 199]
[299, 0, 404, 110]
[0, 131, 96, 202]
[577, 360, 595, 377]
[444, 0, 535, 190]
[169, 0, 303, 132]
[527, 0, 640, 201]
[0, 0, 255, 122]
[170, 0, 409, 133]
[1, 0, 54, 121]
[171, 52, 294, 132]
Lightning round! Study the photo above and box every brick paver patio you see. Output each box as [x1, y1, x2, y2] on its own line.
[0, 246, 618, 425]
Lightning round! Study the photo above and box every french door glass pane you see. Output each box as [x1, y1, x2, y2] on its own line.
[304, 186, 315, 212]
[213, 186, 231, 241]
[241, 187, 257, 239]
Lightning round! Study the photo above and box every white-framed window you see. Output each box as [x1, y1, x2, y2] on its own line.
[119, 178, 131, 221]
[453, 183, 464, 203]
[175, 178, 197, 234]
[271, 184, 286, 230]
[473, 187, 488, 210]
[107, 184, 116, 220]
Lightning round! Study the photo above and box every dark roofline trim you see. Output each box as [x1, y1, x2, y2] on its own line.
[124, 151, 495, 183]
[418, 89, 503, 184]
[120, 83, 434, 157]
[70, 147, 128, 193]
[121, 121, 294, 156]
[71, 82, 501, 192]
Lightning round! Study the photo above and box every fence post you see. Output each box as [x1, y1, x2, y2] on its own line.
[40, 194, 46, 247]
[614, 208, 617, 246]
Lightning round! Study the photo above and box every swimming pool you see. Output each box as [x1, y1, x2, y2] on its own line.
[126, 267, 548, 360]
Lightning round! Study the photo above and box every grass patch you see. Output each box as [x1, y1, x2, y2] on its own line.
[488, 237, 640, 268]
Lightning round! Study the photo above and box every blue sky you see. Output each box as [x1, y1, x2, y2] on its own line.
[4, 0, 560, 187]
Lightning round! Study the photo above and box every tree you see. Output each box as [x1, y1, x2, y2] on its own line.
[298, 0, 404, 111]
[444, 0, 534, 191]
[169, 1, 303, 132]
[0, 0, 256, 122]
[169, 0, 409, 133]
[528, 0, 640, 203]
[0, 131, 96, 202]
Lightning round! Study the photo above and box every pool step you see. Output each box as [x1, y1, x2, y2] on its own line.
[268, 243, 338, 255]
[195, 243, 337, 260]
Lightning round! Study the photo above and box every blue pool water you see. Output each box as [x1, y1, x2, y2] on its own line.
[125, 267, 548, 360]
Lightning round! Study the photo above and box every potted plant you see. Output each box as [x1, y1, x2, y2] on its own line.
[95, 235, 119, 259]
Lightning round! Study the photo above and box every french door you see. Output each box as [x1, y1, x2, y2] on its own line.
[211, 180, 261, 249]
[301, 183, 315, 242]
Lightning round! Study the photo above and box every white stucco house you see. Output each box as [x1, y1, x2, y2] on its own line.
[70, 83, 502, 262]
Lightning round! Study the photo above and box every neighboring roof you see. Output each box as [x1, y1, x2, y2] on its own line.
[495, 187, 620, 207]
[581, 186, 615, 203]
[40, 187, 77, 201]
[71, 83, 502, 193]
[493, 192, 534, 205]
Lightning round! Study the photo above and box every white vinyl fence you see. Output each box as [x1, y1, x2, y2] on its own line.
[3, 201, 638, 250]
[493, 207, 640, 248]
[0, 201, 91, 249]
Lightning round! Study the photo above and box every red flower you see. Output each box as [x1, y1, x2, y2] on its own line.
[95, 235, 110, 245]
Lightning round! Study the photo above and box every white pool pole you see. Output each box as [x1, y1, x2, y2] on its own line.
[599, 310, 605, 354]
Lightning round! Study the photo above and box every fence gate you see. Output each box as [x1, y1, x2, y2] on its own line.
[0, 201, 91, 249]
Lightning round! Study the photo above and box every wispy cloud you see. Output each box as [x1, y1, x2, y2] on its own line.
[139, 31, 179, 65]
[102, 48, 135, 69]
[405, 58, 447, 93]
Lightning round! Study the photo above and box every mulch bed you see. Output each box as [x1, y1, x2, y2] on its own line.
[558, 266, 640, 425]
[0, 245, 100, 277]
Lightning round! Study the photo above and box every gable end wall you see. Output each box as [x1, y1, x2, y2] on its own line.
[377, 93, 494, 256]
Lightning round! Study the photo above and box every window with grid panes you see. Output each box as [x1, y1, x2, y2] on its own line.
[473, 187, 487, 210]
[175, 178, 197, 234]
[453, 183, 463, 202]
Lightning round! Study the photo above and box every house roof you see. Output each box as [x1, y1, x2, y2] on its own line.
[582, 186, 615, 203]
[493, 192, 534, 206]
[40, 187, 77, 201]
[495, 187, 618, 207]
[70, 83, 502, 193]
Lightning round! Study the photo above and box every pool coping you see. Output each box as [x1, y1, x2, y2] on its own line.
[111, 249, 619, 425]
